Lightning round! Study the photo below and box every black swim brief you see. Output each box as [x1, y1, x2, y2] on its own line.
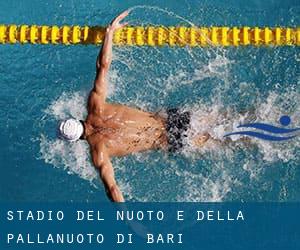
[166, 108, 191, 153]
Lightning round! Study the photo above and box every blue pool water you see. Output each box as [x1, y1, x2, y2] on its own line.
[0, 0, 299, 202]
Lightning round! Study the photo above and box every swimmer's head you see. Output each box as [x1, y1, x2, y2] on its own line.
[57, 118, 84, 142]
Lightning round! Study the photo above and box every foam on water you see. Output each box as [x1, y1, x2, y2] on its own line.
[183, 89, 300, 161]
[175, 165, 234, 202]
[39, 92, 98, 185]
[38, 82, 300, 202]
[39, 135, 97, 183]
[38, 6, 299, 202]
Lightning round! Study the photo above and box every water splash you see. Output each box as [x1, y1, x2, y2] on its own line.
[39, 134, 98, 185]
[37, 6, 300, 202]
[39, 88, 300, 202]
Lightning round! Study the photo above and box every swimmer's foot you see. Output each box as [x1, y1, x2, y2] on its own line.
[193, 133, 210, 147]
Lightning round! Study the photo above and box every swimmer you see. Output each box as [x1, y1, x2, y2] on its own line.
[58, 11, 210, 202]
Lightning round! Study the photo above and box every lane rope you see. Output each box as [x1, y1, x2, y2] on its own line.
[0, 25, 299, 46]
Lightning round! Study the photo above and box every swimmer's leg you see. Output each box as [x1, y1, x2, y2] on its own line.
[192, 132, 211, 147]
[189, 114, 217, 147]
[192, 133, 254, 148]
[190, 107, 258, 148]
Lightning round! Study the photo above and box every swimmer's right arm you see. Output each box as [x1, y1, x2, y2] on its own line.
[93, 11, 129, 100]
[92, 144, 125, 202]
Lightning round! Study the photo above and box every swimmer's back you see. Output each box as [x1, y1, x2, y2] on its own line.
[86, 102, 168, 157]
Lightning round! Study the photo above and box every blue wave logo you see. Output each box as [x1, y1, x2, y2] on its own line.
[224, 116, 300, 141]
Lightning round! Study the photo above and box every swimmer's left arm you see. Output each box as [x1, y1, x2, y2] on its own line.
[92, 143, 125, 202]
[94, 11, 129, 100]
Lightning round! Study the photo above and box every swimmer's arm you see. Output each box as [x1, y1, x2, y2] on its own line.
[94, 11, 129, 99]
[92, 144, 125, 202]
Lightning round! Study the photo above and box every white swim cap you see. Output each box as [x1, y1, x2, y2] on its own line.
[58, 118, 84, 142]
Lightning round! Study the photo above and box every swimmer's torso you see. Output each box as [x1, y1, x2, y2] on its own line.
[85, 92, 167, 156]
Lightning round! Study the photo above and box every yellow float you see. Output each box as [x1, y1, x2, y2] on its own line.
[0, 24, 299, 46]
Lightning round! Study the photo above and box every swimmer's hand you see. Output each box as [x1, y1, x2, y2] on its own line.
[107, 10, 129, 33]
[93, 10, 129, 101]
